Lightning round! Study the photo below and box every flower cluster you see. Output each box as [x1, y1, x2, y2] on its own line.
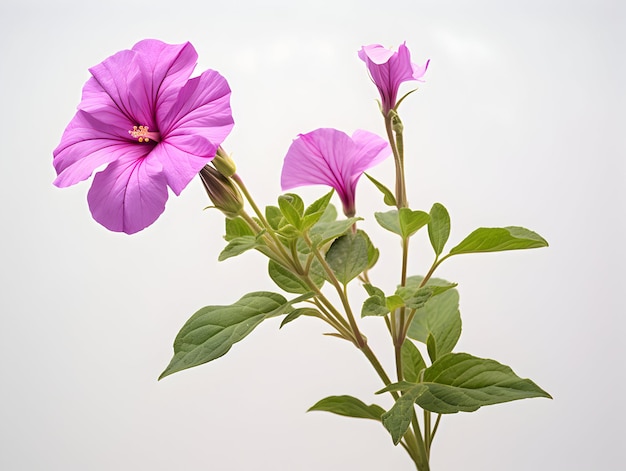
[53, 41, 428, 232]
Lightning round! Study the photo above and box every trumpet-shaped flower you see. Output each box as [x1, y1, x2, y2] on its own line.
[53, 39, 234, 234]
[281, 128, 391, 217]
[358, 42, 429, 115]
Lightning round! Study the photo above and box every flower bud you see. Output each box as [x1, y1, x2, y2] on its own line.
[199, 165, 244, 218]
[212, 147, 237, 177]
[391, 112, 404, 134]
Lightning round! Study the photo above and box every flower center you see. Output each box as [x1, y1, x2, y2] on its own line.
[128, 125, 161, 143]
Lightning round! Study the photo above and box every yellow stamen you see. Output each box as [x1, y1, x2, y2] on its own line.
[128, 125, 160, 143]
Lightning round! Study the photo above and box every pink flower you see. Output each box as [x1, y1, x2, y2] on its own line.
[281, 128, 391, 217]
[53, 39, 234, 234]
[358, 42, 429, 115]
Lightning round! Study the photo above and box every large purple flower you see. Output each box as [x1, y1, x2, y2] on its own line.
[358, 42, 429, 115]
[281, 128, 391, 217]
[53, 39, 234, 234]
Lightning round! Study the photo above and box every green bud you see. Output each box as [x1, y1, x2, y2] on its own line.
[199, 165, 244, 219]
[212, 147, 237, 177]
[391, 113, 404, 134]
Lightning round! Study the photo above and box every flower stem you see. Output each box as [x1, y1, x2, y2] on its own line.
[232, 172, 292, 264]
[410, 412, 431, 471]
[424, 410, 431, 456]
[430, 414, 442, 443]
[384, 112, 407, 210]
[304, 233, 367, 349]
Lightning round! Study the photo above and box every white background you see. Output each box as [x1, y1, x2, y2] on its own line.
[1, 0, 624, 469]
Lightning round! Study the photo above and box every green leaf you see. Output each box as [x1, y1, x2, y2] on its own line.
[361, 294, 389, 317]
[359, 229, 380, 270]
[395, 88, 418, 109]
[396, 282, 456, 311]
[416, 353, 552, 414]
[280, 307, 321, 328]
[308, 395, 386, 421]
[276, 223, 300, 240]
[302, 190, 334, 230]
[218, 235, 264, 261]
[361, 283, 389, 317]
[375, 210, 401, 236]
[375, 381, 415, 395]
[375, 209, 430, 239]
[375, 210, 401, 235]
[398, 208, 430, 238]
[159, 292, 289, 379]
[381, 385, 428, 445]
[364, 172, 396, 206]
[278, 193, 304, 230]
[224, 216, 255, 241]
[265, 205, 283, 230]
[268, 260, 320, 294]
[449, 226, 548, 256]
[401, 340, 426, 383]
[363, 283, 385, 298]
[325, 232, 369, 284]
[406, 277, 462, 359]
[428, 203, 450, 256]
[318, 203, 338, 223]
[309, 217, 361, 247]
[426, 334, 437, 363]
[385, 294, 405, 312]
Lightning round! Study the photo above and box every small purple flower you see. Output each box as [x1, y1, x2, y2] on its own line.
[358, 42, 429, 115]
[53, 39, 234, 234]
[281, 128, 391, 217]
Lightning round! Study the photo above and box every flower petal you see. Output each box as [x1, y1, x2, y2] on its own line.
[159, 69, 234, 146]
[412, 59, 430, 81]
[359, 42, 429, 113]
[349, 130, 391, 175]
[151, 135, 216, 195]
[281, 128, 391, 216]
[79, 77, 138, 131]
[53, 110, 148, 187]
[87, 155, 168, 234]
[281, 128, 353, 200]
[131, 39, 199, 125]
[86, 40, 198, 129]
[358, 44, 394, 65]
[389, 43, 418, 84]
[87, 48, 154, 127]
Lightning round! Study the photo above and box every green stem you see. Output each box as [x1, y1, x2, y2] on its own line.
[430, 414, 442, 443]
[238, 211, 293, 269]
[424, 410, 431, 456]
[402, 428, 426, 469]
[384, 114, 407, 209]
[359, 343, 398, 400]
[304, 233, 366, 348]
[419, 254, 451, 289]
[394, 236, 410, 380]
[410, 411, 431, 471]
[394, 339, 403, 382]
[399, 439, 421, 469]
[309, 285, 354, 336]
[232, 173, 292, 264]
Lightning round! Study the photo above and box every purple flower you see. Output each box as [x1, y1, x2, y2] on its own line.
[358, 42, 429, 115]
[281, 128, 391, 217]
[53, 39, 234, 234]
